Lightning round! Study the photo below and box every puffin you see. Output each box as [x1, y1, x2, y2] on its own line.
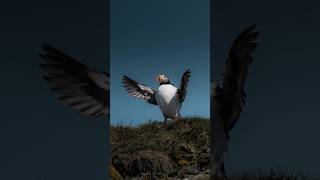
[122, 69, 191, 124]
[39, 42, 109, 118]
[211, 24, 259, 177]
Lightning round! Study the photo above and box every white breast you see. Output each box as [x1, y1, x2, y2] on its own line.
[155, 84, 181, 118]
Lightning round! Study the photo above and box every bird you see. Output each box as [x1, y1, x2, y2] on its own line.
[210, 24, 259, 177]
[122, 69, 191, 125]
[39, 42, 109, 118]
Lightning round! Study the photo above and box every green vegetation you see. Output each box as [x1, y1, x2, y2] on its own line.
[110, 117, 317, 180]
[110, 117, 210, 179]
[225, 168, 317, 180]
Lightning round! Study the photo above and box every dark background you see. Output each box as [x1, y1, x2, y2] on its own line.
[0, 0, 108, 179]
[2, 0, 320, 179]
[213, 0, 320, 176]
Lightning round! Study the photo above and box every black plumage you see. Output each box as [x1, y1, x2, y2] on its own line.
[39, 43, 109, 118]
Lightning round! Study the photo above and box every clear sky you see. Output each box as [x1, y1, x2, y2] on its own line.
[110, 0, 210, 125]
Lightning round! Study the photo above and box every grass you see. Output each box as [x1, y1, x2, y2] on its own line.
[225, 168, 317, 180]
[110, 117, 210, 179]
[110, 117, 318, 180]
[110, 117, 210, 155]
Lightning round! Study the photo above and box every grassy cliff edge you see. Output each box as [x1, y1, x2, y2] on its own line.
[110, 117, 210, 179]
[110, 118, 316, 180]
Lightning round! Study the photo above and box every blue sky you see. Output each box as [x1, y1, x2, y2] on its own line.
[110, 0, 210, 125]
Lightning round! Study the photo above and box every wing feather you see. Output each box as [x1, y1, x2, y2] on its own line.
[177, 69, 191, 103]
[39, 42, 109, 118]
[122, 76, 157, 105]
[220, 24, 259, 132]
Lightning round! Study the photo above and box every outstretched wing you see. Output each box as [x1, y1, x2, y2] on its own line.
[221, 24, 259, 132]
[177, 69, 191, 103]
[122, 76, 157, 105]
[39, 43, 109, 118]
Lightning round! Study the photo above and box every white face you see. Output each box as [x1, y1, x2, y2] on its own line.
[156, 74, 169, 84]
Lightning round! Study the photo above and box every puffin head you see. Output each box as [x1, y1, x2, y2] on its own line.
[155, 74, 170, 84]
